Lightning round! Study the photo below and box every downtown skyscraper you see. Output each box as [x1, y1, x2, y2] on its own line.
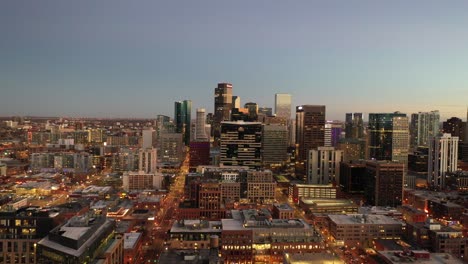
[213, 83, 233, 144]
[368, 112, 409, 163]
[428, 133, 459, 189]
[275, 93, 292, 120]
[295, 105, 326, 161]
[345, 113, 364, 139]
[409, 110, 440, 149]
[174, 100, 191, 145]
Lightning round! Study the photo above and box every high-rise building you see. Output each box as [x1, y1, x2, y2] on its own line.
[274, 93, 292, 121]
[443, 117, 466, 143]
[368, 112, 409, 163]
[195, 108, 209, 141]
[158, 133, 184, 165]
[244, 102, 258, 121]
[337, 138, 366, 162]
[325, 121, 343, 147]
[219, 121, 262, 168]
[307, 147, 343, 185]
[428, 133, 458, 189]
[139, 147, 157, 173]
[213, 83, 233, 143]
[142, 128, 155, 149]
[258, 107, 273, 117]
[232, 95, 241, 109]
[409, 111, 440, 149]
[296, 105, 326, 161]
[345, 113, 364, 139]
[189, 141, 210, 168]
[339, 161, 367, 195]
[262, 124, 288, 166]
[365, 161, 404, 207]
[174, 100, 192, 145]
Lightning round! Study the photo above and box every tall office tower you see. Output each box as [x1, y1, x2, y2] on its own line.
[340, 161, 366, 195]
[325, 121, 343, 147]
[262, 124, 288, 166]
[214, 83, 233, 144]
[139, 147, 157, 173]
[219, 121, 262, 168]
[295, 105, 326, 161]
[428, 133, 458, 189]
[232, 95, 241, 109]
[244, 102, 258, 121]
[307, 147, 343, 185]
[174, 100, 192, 145]
[189, 141, 210, 168]
[443, 117, 466, 143]
[158, 133, 184, 165]
[258, 107, 273, 117]
[88, 128, 104, 143]
[142, 128, 155, 149]
[345, 113, 364, 139]
[289, 119, 296, 147]
[337, 138, 366, 162]
[409, 110, 440, 149]
[195, 108, 209, 141]
[368, 112, 409, 163]
[275, 93, 292, 120]
[365, 161, 404, 207]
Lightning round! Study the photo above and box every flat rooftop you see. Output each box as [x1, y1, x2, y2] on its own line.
[328, 214, 402, 225]
[301, 198, 356, 207]
[378, 251, 465, 264]
[284, 252, 344, 264]
[170, 220, 222, 233]
[123, 232, 141, 250]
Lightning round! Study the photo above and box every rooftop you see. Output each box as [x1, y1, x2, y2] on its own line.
[123, 232, 141, 250]
[378, 250, 465, 264]
[284, 252, 344, 264]
[170, 220, 222, 233]
[328, 214, 402, 225]
[301, 198, 356, 207]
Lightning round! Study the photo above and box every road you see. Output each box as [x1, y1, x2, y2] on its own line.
[143, 152, 189, 262]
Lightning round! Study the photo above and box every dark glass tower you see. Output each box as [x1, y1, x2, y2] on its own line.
[174, 100, 192, 145]
[368, 112, 408, 162]
[295, 105, 326, 161]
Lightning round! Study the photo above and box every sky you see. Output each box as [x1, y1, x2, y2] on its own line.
[1, 1, 467, 121]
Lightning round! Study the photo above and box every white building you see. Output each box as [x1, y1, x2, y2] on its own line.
[195, 108, 209, 141]
[307, 147, 343, 185]
[410, 110, 440, 148]
[428, 133, 458, 189]
[122, 171, 163, 191]
[142, 128, 155, 149]
[139, 148, 157, 173]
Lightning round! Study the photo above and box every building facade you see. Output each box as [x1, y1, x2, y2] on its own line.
[307, 147, 343, 185]
[174, 100, 192, 145]
[428, 133, 458, 189]
[296, 105, 326, 161]
[219, 122, 262, 168]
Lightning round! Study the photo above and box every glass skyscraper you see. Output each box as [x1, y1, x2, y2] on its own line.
[174, 100, 191, 145]
[274, 93, 292, 120]
[368, 112, 409, 163]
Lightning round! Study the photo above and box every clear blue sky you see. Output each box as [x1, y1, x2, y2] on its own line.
[1, 0, 467, 120]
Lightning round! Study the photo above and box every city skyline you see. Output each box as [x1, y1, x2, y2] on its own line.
[1, 1, 468, 120]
